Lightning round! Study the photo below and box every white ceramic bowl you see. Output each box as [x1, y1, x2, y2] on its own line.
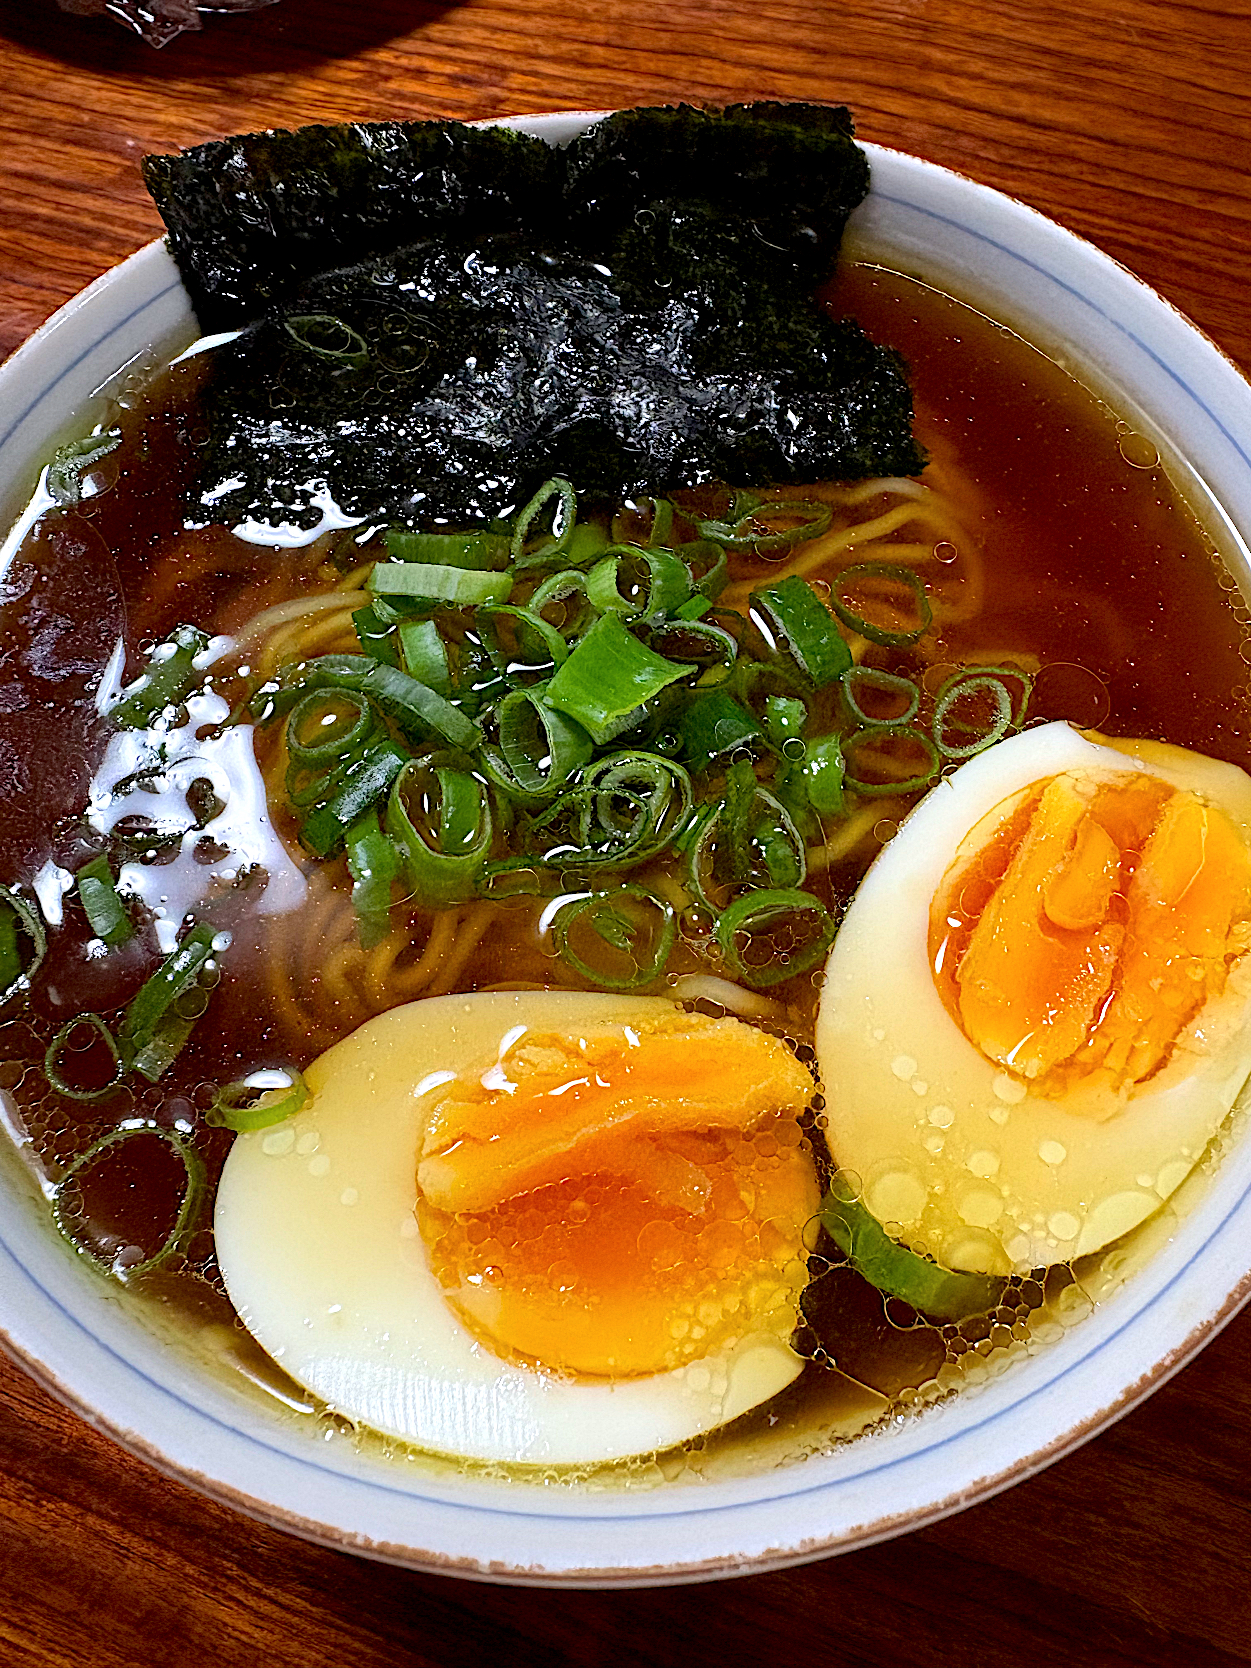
[2, 112, 1251, 1587]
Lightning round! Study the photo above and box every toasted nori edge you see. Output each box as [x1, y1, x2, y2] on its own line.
[144, 104, 926, 530]
[141, 120, 561, 330]
[561, 103, 868, 289]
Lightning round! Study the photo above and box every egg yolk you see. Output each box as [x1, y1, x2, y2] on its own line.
[929, 769, 1251, 1097]
[414, 1011, 820, 1377]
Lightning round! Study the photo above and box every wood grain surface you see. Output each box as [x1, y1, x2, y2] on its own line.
[1, 1, 1251, 1663]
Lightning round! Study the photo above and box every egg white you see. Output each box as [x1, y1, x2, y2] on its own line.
[816, 722, 1251, 1275]
[214, 989, 805, 1467]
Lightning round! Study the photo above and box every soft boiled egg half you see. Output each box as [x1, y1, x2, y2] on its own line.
[817, 721, 1251, 1275]
[215, 991, 820, 1467]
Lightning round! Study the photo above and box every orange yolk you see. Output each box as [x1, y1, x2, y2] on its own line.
[929, 769, 1251, 1097]
[415, 1011, 820, 1377]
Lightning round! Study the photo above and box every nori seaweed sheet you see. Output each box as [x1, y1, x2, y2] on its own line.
[145, 105, 926, 532]
[142, 120, 561, 330]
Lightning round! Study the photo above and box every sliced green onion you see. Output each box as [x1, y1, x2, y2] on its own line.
[647, 617, 739, 670]
[563, 522, 612, 565]
[801, 735, 847, 817]
[362, 662, 478, 751]
[688, 776, 807, 908]
[44, 1014, 125, 1102]
[387, 758, 493, 907]
[725, 657, 810, 719]
[820, 1177, 1003, 1321]
[528, 568, 591, 638]
[369, 562, 513, 608]
[120, 921, 221, 1081]
[474, 604, 569, 680]
[714, 887, 836, 989]
[830, 563, 933, 648]
[207, 1067, 310, 1132]
[75, 855, 133, 949]
[753, 788, 808, 889]
[674, 593, 712, 621]
[352, 603, 400, 667]
[581, 754, 694, 865]
[695, 495, 832, 553]
[933, 675, 1015, 759]
[751, 574, 851, 687]
[644, 497, 675, 548]
[52, 1123, 205, 1279]
[345, 808, 401, 948]
[285, 688, 375, 766]
[763, 695, 807, 747]
[110, 625, 210, 729]
[300, 741, 409, 858]
[946, 663, 1034, 728]
[544, 614, 692, 745]
[284, 313, 369, 368]
[385, 528, 510, 570]
[0, 884, 44, 1005]
[680, 688, 762, 773]
[510, 477, 578, 565]
[586, 546, 692, 622]
[842, 666, 920, 728]
[931, 666, 1033, 759]
[681, 539, 729, 602]
[843, 726, 941, 796]
[552, 885, 677, 990]
[255, 656, 477, 752]
[481, 687, 592, 801]
[399, 618, 452, 695]
[285, 747, 356, 813]
[45, 428, 121, 508]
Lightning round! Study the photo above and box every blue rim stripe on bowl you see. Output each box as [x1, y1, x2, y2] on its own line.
[0, 277, 183, 456]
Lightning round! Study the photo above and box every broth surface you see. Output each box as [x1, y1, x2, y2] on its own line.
[0, 264, 1247, 1478]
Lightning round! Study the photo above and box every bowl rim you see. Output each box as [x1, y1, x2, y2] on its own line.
[2, 111, 1251, 1587]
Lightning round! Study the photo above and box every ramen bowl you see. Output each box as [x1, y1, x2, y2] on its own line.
[1, 112, 1251, 1586]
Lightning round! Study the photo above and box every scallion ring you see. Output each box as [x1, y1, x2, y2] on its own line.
[386, 757, 493, 907]
[207, 1067, 310, 1132]
[695, 497, 832, 553]
[525, 784, 654, 871]
[75, 855, 133, 950]
[933, 675, 1015, 759]
[688, 782, 807, 909]
[586, 546, 692, 622]
[51, 1124, 206, 1279]
[714, 887, 836, 989]
[841, 666, 921, 728]
[510, 477, 578, 565]
[45, 1014, 125, 1102]
[751, 573, 852, 688]
[581, 753, 694, 865]
[551, 885, 677, 991]
[645, 497, 675, 548]
[285, 688, 376, 766]
[474, 604, 569, 681]
[829, 562, 933, 648]
[647, 617, 739, 670]
[935, 664, 1034, 731]
[480, 687, 593, 801]
[369, 561, 513, 608]
[680, 539, 729, 602]
[843, 725, 941, 796]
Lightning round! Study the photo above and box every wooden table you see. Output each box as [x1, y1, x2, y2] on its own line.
[1, 2, 1250, 1662]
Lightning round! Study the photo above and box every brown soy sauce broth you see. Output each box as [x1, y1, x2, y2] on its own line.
[0, 264, 1249, 1482]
